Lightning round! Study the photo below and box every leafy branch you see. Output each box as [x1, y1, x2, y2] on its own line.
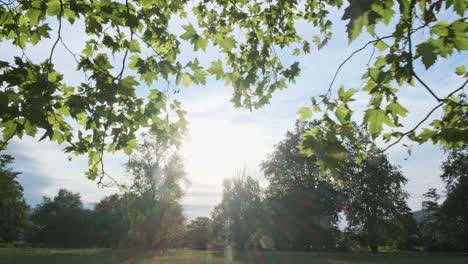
[383, 79, 468, 152]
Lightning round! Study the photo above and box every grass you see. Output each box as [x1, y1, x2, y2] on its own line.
[1, 248, 468, 264]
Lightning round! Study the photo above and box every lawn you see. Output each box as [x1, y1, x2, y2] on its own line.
[1, 248, 468, 264]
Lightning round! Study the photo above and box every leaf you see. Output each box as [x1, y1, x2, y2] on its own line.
[374, 39, 389, 51]
[453, 0, 465, 16]
[120, 76, 139, 89]
[46, 0, 61, 16]
[335, 104, 351, 124]
[298, 107, 312, 121]
[338, 86, 356, 102]
[386, 102, 408, 119]
[455, 65, 466, 75]
[128, 39, 140, 52]
[180, 73, 192, 87]
[342, 0, 372, 42]
[24, 121, 37, 136]
[293, 48, 301, 56]
[180, 24, 197, 40]
[418, 128, 438, 142]
[364, 109, 394, 136]
[431, 22, 449, 37]
[218, 36, 236, 52]
[416, 42, 437, 69]
[194, 36, 208, 51]
[208, 60, 224, 80]
[123, 138, 137, 155]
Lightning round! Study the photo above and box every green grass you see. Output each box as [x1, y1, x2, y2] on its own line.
[1, 248, 468, 264]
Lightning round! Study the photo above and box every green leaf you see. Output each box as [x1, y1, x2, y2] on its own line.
[416, 42, 437, 69]
[342, 0, 372, 42]
[128, 39, 140, 52]
[453, 0, 465, 16]
[123, 138, 137, 155]
[335, 104, 351, 124]
[455, 65, 466, 75]
[431, 22, 449, 37]
[293, 48, 301, 56]
[179, 73, 191, 88]
[24, 121, 37, 137]
[417, 128, 438, 142]
[364, 109, 394, 136]
[208, 60, 224, 80]
[194, 37, 208, 51]
[374, 39, 389, 51]
[218, 36, 236, 52]
[386, 102, 408, 119]
[298, 107, 312, 121]
[46, 0, 61, 16]
[338, 86, 356, 102]
[180, 24, 197, 40]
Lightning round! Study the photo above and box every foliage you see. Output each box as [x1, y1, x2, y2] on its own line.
[439, 145, 468, 250]
[260, 121, 342, 251]
[29, 189, 94, 247]
[1, 1, 466, 179]
[296, 1, 468, 173]
[0, 154, 28, 242]
[211, 170, 267, 249]
[340, 143, 414, 252]
[185, 217, 212, 250]
[92, 194, 129, 248]
[125, 134, 187, 249]
[0, 0, 190, 183]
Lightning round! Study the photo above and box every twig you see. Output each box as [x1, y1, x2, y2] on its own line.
[383, 79, 468, 152]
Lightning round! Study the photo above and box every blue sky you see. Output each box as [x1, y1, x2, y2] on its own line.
[3, 4, 466, 220]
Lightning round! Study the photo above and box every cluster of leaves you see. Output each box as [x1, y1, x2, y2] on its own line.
[1, 0, 466, 181]
[298, 0, 467, 173]
[0, 0, 192, 183]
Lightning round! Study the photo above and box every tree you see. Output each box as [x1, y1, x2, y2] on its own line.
[2, 1, 466, 179]
[125, 134, 187, 249]
[30, 189, 93, 247]
[439, 145, 468, 249]
[342, 149, 413, 253]
[419, 188, 443, 250]
[211, 170, 267, 249]
[93, 194, 129, 248]
[0, 154, 28, 242]
[186, 217, 213, 250]
[261, 121, 341, 251]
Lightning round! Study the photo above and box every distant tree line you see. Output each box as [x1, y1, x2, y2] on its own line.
[1, 122, 467, 253]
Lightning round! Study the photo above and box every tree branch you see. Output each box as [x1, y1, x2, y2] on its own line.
[383, 79, 468, 152]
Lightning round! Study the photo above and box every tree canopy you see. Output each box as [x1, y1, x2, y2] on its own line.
[1, 0, 467, 179]
[0, 154, 28, 242]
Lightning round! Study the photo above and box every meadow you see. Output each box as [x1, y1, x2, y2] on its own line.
[1, 248, 468, 264]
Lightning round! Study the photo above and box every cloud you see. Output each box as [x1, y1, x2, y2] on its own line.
[8, 137, 127, 206]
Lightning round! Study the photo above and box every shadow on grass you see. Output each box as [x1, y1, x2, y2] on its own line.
[2, 248, 468, 264]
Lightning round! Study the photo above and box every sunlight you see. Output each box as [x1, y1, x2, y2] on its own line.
[182, 116, 272, 187]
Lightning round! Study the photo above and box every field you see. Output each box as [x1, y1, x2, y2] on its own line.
[1, 248, 468, 264]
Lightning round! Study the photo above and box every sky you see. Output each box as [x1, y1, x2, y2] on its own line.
[3, 3, 467, 220]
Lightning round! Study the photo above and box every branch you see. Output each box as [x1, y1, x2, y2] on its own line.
[412, 71, 442, 102]
[325, 34, 394, 98]
[47, 0, 63, 71]
[383, 79, 468, 152]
